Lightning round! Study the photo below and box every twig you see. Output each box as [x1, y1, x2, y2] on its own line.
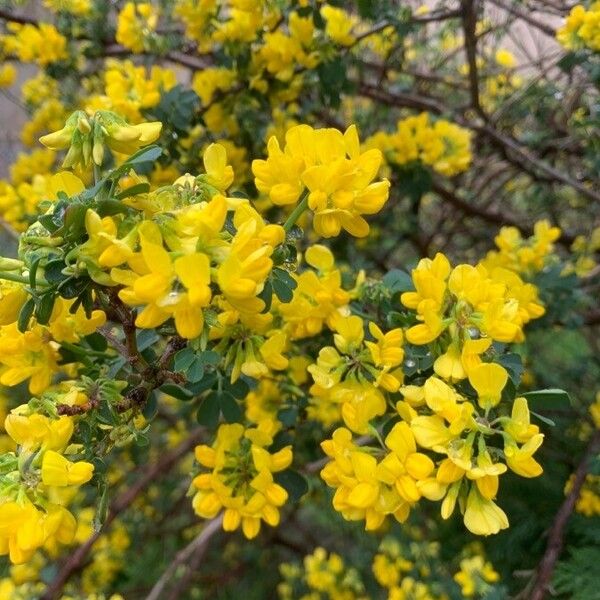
[0, 9, 38, 25]
[145, 515, 224, 600]
[528, 429, 600, 600]
[461, 0, 484, 115]
[489, 0, 556, 36]
[432, 181, 576, 245]
[357, 83, 600, 205]
[41, 429, 204, 600]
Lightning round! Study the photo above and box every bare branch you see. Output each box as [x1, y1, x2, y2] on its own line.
[146, 515, 224, 600]
[529, 430, 600, 600]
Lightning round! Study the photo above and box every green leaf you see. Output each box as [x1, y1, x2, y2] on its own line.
[276, 470, 309, 502]
[174, 347, 195, 371]
[85, 332, 108, 352]
[220, 392, 242, 423]
[36, 293, 56, 326]
[277, 406, 297, 427]
[96, 199, 130, 217]
[29, 256, 42, 290]
[197, 351, 220, 367]
[44, 259, 68, 284]
[159, 383, 193, 401]
[142, 390, 158, 420]
[383, 269, 414, 293]
[57, 276, 89, 299]
[187, 359, 204, 383]
[258, 279, 273, 313]
[196, 393, 220, 427]
[224, 378, 250, 399]
[136, 329, 159, 351]
[530, 410, 556, 427]
[357, 0, 375, 18]
[63, 202, 88, 239]
[271, 268, 297, 304]
[522, 388, 571, 409]
[116, 182, 150, 200]
[498, 353, 524, 385]
[111, 145, 162, 178]
[187, 372, 218, 395]
[18, 298, 35, 333]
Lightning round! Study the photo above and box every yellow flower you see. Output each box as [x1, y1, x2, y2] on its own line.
[113, 222, 212, 339]
[41, 450, 94, 487]
[463, 486, 509, 536]
[116, 2, 158, 53]
[192, 424, 292, 539]
[377, 423, 435, 503]
[0, 324, 61, 395]
[504, 434, 544, 478]
[202, 143, 234, 192]
[4, 23, 68, 66]
[468, 363, 508, 409]
[4, 413, 73, 452]
[320, 5, 356, 46]
[0, 64, 17, 88]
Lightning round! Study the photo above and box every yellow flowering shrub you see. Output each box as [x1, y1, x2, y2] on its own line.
[0, 1, 597, 597]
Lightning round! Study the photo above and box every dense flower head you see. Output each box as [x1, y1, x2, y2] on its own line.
[0, 407, 93, 564]
[252, 124, 390, 238]
[557, 2, 600, 51]
[192, 423, 292, 538]
[365, 113, 472, 177]
[2, 23, 68, 66]
[116, 2, 159, 54]
[0, 0, 592, 596]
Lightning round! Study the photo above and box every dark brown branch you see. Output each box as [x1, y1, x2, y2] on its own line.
[41, 429, 204, 600]
[461, 0, 483, 114]
[357, 83, 600, 205]
[529, 430, 600, 600]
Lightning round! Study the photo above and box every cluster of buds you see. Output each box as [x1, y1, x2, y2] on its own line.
[39, 110, 161, 168]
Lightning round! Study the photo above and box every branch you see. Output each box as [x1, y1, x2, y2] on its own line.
[461, 0, 483, 114]
[431, 181, 576, 245]
[41, 429, 204, 600]
[489, 0, 556, 37]
[529, 429, 600, 600]
[473, 122, 600, 205]
[357, 83, 600, 205]
[0, 9, 38, 25]
[145, 515, 224, 600]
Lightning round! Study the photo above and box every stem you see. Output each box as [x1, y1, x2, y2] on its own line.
[528, 429, 600, 600]
[0, 271, 48, 288]
[59, 341, 114, 359]
[283, 191, 309, 232]
[93, 163, 101, 185]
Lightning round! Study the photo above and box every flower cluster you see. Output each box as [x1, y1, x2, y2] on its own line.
[192, 424, 292, 538]
[365, 113, 472, 177]
[557, 2, 600, 51]
[453, 546, 500, 597]
[252, 124, 390, 238]
[116, 3, 159, 54]
[0, 409, 93, 563]
[566, 474, 600, 517]
[309, 316, 404, 433]
[278, 547, 366, 600]
[2, 23, 68, 66]
[481, 220, 561, 277]
[403, 252, 545, 354]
